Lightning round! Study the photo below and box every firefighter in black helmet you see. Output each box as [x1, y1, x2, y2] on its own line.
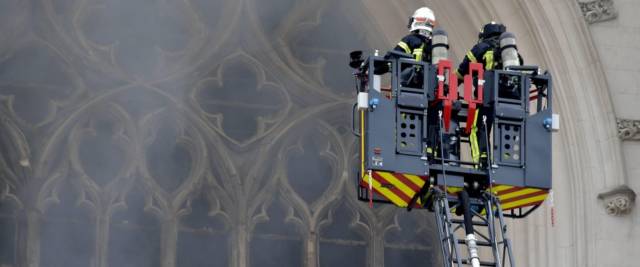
[456, 22, 521, 77]
[457, 22, 523, 168]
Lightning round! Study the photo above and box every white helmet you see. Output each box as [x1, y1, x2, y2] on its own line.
[408, 7, 436, 38]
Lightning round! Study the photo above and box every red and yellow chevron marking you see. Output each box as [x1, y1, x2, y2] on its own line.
[362, 170, 547, 210]
[441, 185, 547, 213]
[490, 185, 549, 211]
[361, 171, 428, 208]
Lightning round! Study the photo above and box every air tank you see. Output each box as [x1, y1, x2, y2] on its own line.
[431, 28, 448, 65]
[500, 32, 520, 68]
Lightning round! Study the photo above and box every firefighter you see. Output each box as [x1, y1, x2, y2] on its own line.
[456, 22, 522, 168]
[394, 7, 436, 62]
[392, 7, 441, 159]
[379, 7, 435, 85]
[456, 22, 520, 78]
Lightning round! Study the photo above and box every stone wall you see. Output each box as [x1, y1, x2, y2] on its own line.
[586, 0, 640, 266]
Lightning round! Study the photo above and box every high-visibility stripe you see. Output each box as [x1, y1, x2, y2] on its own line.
[376, 172, 415, 200]
[403, 174, 426, 189]
[484, 50, 495, 70]
[364, 174, 408, 206]
[503, 200, 544, 211]
[446, 187, 463, 194]
[371, 174, 412, 204]
[491, 185, 514, 194]
[371, 185, 407, 207]
[470, 111, 480, 163]
[398, 42, 411, 54]
[360, 110, 364, 186]
[370, 185, 422, 207]
[361, 171, 429, 207]
[363, 169, 549, 210]
[490, 185, 549, 211]
[413, 43, 425, 62]
[413, 51, 423, 62]
[369, 171, 426, 191]
[466, 51, 477, 63]
[390, 173, 421, 192]
[501, 194, 548, 210]
[500, 190, 547, 204]
[496, 186, 522, 196]
[499, 188, 541, 201]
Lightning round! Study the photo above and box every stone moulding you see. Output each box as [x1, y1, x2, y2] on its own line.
[578, 0, 618, 24]
[598, 185, 636, 216]
[617, 119, 640, 141]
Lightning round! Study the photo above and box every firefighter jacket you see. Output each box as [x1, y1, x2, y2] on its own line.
[394, 33, 432, 62]
[455, 37, 519, 165]
[456, 37, 523, 79]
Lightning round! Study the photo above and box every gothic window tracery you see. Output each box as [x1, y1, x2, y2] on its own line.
[39, 179, 95, 267]
[0, 194, 19, 266]
[317, 197, 369, 267]
[177, 190, 230, 267]
[383, 211, 440, 266]
[249, 194, 305, 267]
[108, 186, 161, 267]
[0, 0, 446, 266]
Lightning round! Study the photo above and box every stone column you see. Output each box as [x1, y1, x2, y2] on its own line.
[161, 217, 178, 267]
[23, 209, 40, 267]
[95, 214, 110, 267]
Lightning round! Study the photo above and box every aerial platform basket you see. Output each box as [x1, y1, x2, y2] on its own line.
[352, 52, 556, 218]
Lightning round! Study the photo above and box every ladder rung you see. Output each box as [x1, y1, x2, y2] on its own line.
[457, 239, 493, 247]
[461, 259, 496, 266]
[451, 218, 489, 226]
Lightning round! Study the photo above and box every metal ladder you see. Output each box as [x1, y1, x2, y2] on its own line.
[432, 188, 516, 267]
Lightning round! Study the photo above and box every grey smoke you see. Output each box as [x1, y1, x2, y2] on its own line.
[0, 0, 441, 266]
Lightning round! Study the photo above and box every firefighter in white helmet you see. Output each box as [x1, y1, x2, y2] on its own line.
[393, 7, 439, 158]
[391, 7, 437, 89]
[394, 7, 436, 62]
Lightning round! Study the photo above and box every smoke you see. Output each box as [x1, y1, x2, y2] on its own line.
[0, 0, 440, 266]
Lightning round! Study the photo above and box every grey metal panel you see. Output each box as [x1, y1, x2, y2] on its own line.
[495, 105, 526, 120]
[365, 96, 427, 175]
[365, 57, 427, 175]
[398, 92, 427, 108]
[492, 167, 525, 187]
[494, 120, 524, 166]
[396, 154, 428, 176]
[435, 173, 465, 187]
[483, 71, 496, 106]
[492, 120, 526, 187]
[525, 110, 552, 189]
[366, 87, 397, 172]
[396, 109, 423, 156]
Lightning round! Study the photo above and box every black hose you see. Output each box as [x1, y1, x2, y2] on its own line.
[459, 190, 474, 235]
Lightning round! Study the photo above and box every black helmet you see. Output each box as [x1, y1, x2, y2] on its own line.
[479, 22, 506, 40]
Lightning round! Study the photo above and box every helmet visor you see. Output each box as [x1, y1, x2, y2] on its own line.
[411, 17, 435, 32]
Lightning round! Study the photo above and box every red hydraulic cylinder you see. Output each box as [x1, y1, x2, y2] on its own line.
[436, 59, 458, 131]
[464, 63, 484, 135]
